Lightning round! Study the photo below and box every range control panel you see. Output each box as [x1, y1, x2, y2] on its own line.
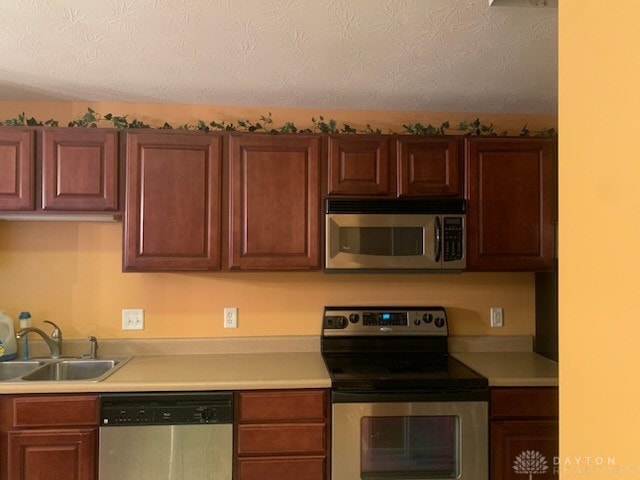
[323, 306, 448, 336]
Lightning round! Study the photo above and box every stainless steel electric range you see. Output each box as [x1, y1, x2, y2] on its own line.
[321, 306, 488, 480]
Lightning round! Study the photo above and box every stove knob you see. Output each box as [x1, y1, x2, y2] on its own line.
[434, 317, 445, 328]
[349, 313, 360, 324]
[336, 316, 348, 329]
[422, 313, 433, 323]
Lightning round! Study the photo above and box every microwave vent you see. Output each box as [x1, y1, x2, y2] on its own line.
[325, 198, 466, 215]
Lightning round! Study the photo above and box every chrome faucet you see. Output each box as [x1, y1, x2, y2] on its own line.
[87, 336, 98, 359]
[16, 321, 63, 359]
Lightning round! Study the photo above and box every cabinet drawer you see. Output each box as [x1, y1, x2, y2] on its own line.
[491, 387, 558, 418]
[237, 390, 327, 422]
[237, 456, 326, 480]
[237, 423, 326, 455]
[11, 395, 98, 427]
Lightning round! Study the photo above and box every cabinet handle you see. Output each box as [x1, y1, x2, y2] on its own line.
[434, 216, 442, 262]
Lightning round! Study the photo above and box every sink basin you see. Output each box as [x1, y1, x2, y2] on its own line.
[0, 361, 45, 381]
[19, 357, 130, 382]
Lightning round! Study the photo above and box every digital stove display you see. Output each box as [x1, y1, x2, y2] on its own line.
[363, 311, 407, 326]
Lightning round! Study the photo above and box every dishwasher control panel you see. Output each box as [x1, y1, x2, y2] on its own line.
[100, 392, 233, 426]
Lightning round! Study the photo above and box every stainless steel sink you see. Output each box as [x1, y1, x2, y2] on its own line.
[0, 357, 131, 382]
[0, 360, 45, 381]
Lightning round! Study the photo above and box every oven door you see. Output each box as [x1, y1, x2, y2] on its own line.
[332, 398, 487, 480]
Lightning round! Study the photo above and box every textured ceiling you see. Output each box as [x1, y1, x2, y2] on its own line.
[0, 0, 557, 114]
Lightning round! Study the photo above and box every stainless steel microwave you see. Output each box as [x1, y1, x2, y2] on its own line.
[324, 198, 466, 272]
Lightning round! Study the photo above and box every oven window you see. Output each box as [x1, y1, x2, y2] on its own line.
[339, 227, 423, 256]
[361, 416, 459, 479]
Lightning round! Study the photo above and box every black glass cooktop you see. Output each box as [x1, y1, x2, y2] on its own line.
[323, 353, 487, 391]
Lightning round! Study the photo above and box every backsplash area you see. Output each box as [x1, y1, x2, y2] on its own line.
[0, 221, 534, 339]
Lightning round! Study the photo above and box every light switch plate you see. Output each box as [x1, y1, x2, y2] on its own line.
[490, 307, 503, 328]
[122, 309, 144, 330]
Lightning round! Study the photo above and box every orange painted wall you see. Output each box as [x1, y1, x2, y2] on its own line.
[560, 2, 640, 476]
[0, 101, 556, 339]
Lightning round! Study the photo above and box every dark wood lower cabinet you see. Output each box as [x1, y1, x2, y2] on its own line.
[8, 429, 96, 480]
[490, 387, 558, 480]
[237, 456, 326, 480]
[235, 389, 329, 480]
[492, 420, 558, 480]
[0, 394, 98, 480]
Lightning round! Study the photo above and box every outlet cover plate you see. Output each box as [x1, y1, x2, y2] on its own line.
[224, 307, 238, 328]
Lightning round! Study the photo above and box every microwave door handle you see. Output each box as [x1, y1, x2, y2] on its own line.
[434, 216, 442, 262]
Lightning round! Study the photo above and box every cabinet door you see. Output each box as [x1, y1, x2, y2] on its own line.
[326, 135, 391, 196]
[123, 131, 222, 271]
[41, 128, 119, 211]
[228, 134, 321, 270]
[394, 137, 463, 197]
[491, 420, 558, 480]
[466, 138, 556, 271]
[0, 128, 35, 211]
[8, 428, 97, 480]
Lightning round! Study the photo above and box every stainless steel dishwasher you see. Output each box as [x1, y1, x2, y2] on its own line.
[99, 392, 233, 480]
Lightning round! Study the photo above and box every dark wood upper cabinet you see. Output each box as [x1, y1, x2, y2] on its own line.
[0, 128, 36, 210]
[227, 134, 321, 270]
[41, 128, 119, 211]
[0, 127, 119, 214]
[394, 136, 463, 197]
[123, 130, 223, 271]
[465, 138, 556, 271]
[326, 135, 391, 196]
[326, 135, 463, 198]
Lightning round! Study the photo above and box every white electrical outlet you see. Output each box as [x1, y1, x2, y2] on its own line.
[490, 307, 503, 328]
[224, 307, 238, 328]
[122, 309, 144, 330]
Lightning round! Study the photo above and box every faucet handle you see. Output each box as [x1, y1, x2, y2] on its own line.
[43, 321, 62, 339]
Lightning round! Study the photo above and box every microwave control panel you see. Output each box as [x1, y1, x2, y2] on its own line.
[443, 217, 464, 262]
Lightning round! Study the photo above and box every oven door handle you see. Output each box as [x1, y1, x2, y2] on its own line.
[332, 389, 488, 404]
[434, 216, 442, 262]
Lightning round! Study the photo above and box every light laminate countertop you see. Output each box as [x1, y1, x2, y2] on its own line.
[0, 351, 331, 394]
[0, 336, 558, 394]
[451, 351, 558, 387]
